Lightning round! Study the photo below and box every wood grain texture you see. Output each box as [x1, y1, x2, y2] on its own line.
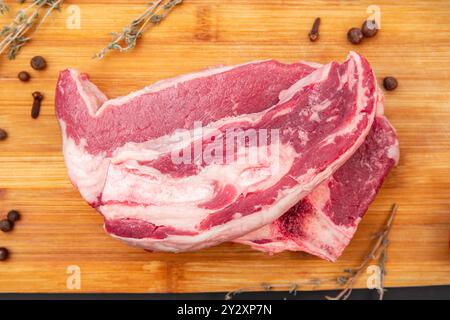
[0, 0, 449, 294]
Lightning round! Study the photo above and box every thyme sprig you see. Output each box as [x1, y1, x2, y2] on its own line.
[326, 204, 398, 300]
[0, 1, 8, 15]
[0, 0, 64, 60]
[95, 0, 183, 59]
[225, 204, 398, 300]
[225, 280, 327, 300]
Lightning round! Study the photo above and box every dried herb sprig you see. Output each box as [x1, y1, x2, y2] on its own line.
[0, 1, 9, 15]
[0, 0, 64, 59]
[95, 0, 183, 59]
[225, 279, 333, 300]
[225, 204, 398, 300]
[326, 204, 398, 300]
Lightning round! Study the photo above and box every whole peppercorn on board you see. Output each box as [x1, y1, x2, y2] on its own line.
[0, 0, 449, 293]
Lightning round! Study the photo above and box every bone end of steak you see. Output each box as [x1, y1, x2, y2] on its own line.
[56, 52, 379, 252]
[235, 116, 399, 261]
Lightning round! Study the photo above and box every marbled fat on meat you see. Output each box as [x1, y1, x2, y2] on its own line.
[55, 52, 379, 253]
[235, 116, 399, 261]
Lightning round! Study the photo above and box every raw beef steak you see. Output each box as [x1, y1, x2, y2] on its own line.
[55, 52, 378, 252]
[235, 115, 399, 261]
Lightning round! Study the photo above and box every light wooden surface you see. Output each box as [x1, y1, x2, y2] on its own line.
[0, 0, 449, 294]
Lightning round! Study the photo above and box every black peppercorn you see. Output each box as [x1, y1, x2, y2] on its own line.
[31, 56, 47, 70]
[347, 27, 363, 44]
[0, 248, 9, 261]
[362, 20, 378, 38]
[0, 128, 7, 141]
[7, 210, 21, 222]
[0, 219, 13, 232]
[383, 76, 398, 91]
[18, 71, 31, 82]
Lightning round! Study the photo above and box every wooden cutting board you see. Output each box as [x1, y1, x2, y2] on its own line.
[0, 0, 449, 294]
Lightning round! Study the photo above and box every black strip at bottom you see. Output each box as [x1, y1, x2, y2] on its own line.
[0, 285, 448, 300]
